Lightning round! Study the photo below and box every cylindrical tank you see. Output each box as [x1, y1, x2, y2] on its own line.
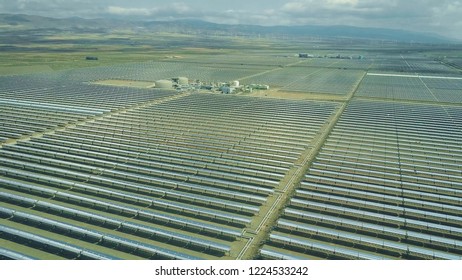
[155, 80, 173, 89]
[233, 80, 240, 87]
[178, 77, 189, 85]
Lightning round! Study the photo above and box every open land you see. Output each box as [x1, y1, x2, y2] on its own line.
[1, 25, 462, 260]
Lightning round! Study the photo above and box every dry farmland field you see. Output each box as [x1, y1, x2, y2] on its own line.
[1, 37, 462, 260]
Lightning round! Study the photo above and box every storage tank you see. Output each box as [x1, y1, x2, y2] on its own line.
[178, 77, 189, 85]
[232, 80, 240, 87]
[155, 80, 173, 89]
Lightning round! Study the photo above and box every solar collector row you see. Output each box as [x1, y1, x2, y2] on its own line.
[0, 99, 108, 115]
[259, 247, 305, 260]
[15, 138, 279, 191]
[268, 233, 388, 260]
[0, 116, 44, 131]
[0, 85, 178, 111]
[0, 164, 252, 227]
[54, 133, 285, 180]
[264, 100, 462, 259]
[335, 115, 462, 138]
[97, 119, 313, 150]
[0, 103, 96, 141]
[0, 106, 91, 121]
[315, 155, 462, 181]
[0, 210, 200, 260]
[286, 199, 462, 239]
[1, 121, 50, 135]
[48, 130, 291, 168]
[0, 225, 120, 260]
[5, 143, 265, 204]
[309, 165, 462, 198]
[0, 248, 37, 260]
[314, 161, 462, 189]
[276, 219, 462, 258]
[0, 193, 231, 255]
[299, 183, 462, 222]
[2, 141, 274, 197]
[2, 144, 268, 204]
[327, 132, 461, 153]
[1, 112, 78, 127]
[0, 151, 261, 215]
[1, 91, 339, 259]
[291, 192, 462, 228]
[321, 143, 462, 166]
[320, 147, 462, 172]
[146, 94, 330, 123]
[135, 99, 327, 125]
[332, 121, 462, 144]
[356, 75, 462, 103]
[98, 116, 315, 148]
[76, 129, 301, 164]
[0, 176, 241, 239]
[75, 122, 302, 161]
[28, 133, 291, 172]
[86, 118, 309, 153]
[109, 101, 320, 138]
[305, 173, 462, 209]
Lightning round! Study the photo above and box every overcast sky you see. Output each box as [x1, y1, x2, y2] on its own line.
[1, 0, 462, 40]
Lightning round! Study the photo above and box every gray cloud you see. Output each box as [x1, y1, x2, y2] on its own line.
[277, 0, 462, 39]
[1, 0, 461, 40]
[106, 2, 196, 17]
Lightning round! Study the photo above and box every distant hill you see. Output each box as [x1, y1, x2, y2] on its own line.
[0, 13, 454, 44]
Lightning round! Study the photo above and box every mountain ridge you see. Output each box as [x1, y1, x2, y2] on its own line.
[0, 13, 455, 43]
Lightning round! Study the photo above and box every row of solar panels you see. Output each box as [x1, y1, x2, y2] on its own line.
[262, 100, 462, 259]
[0, 165, 252, 226]
[1, 140, 273, 200]
[0, 177, 241, 239]
[11, 138, 279, 197]
[0, 95, 336, 210]
[73, 121, 301, 166]
[89, 116, 309, 156]
[0, 83, 178, 111]
[281, 69, 365, 95]
[356, 75, 462, 103]
[367, 57, 459, 75]
[0, 104, 96, 143]
[52, 129, 290, 173]
[0, 85, 183, 145]
[0, 194, 230, 255]
[0, 93, 340, 259]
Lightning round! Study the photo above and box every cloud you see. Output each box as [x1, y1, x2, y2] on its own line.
[107, 6, 151, 16]
[327, 0, 359, 6]
[277, 0, 462, 38]
[0, 0, 461, 40]
[170, 2, 191, 14]
[105, 2, 195, 19]
[1, 0, 103, 18]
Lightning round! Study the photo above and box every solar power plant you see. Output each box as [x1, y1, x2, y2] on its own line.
[1, 53, 462, 260]
[356, 74, 462, 103]
[281, 69, 365, 94]
[0, 68, 340, 259]
[240, 59, 366, 95]
[261, 101, 462, 260]
[446, 58, 462, 71]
